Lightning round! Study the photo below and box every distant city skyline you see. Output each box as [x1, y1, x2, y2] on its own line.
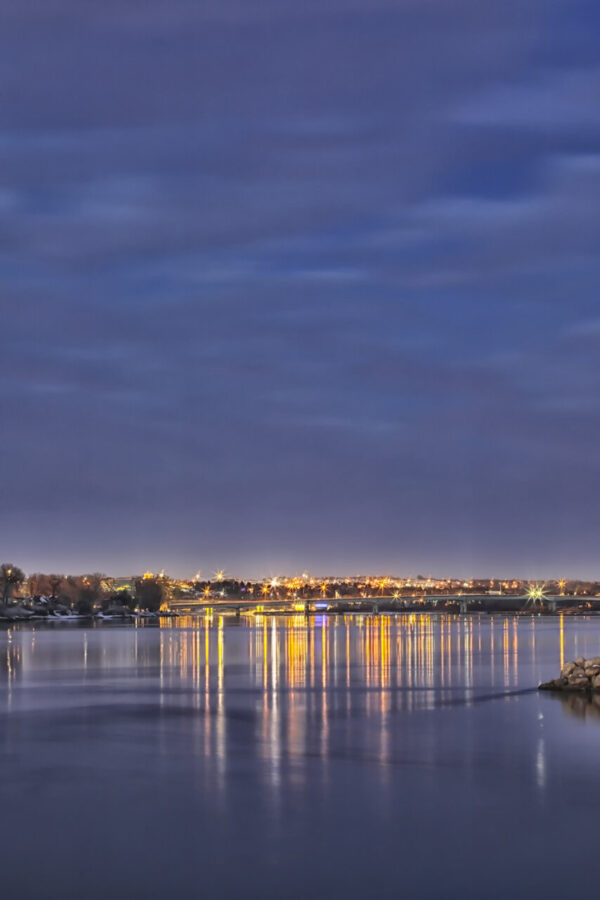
[5, 554, 599, 584]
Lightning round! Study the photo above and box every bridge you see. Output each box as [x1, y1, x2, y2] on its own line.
[168, 593, 584, 616]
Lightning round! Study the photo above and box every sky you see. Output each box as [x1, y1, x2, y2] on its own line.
[1, 1, 600, 579]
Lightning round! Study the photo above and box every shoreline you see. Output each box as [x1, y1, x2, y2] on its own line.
[2, 606, 599, 629]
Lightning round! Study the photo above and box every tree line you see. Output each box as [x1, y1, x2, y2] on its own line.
[0, 564, 166, 613]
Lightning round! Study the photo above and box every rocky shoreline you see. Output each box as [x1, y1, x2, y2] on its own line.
[540, 657, 600, 692]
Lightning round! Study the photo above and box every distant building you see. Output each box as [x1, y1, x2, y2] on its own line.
[103, 577, 137, 598]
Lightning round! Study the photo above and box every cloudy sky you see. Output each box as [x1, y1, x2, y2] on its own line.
[2, 1, 600, 578]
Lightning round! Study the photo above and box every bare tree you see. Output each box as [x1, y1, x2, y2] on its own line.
[1, 563, 25, 606]
[47, 574, 64, 601]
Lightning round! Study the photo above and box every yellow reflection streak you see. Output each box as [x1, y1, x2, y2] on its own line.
[263, 619, 268, 690]
[345, 621, 350, 688]
[490, 617, 495, 687]
[559, 615, 565, 670]
[218, 617, 224, 693]
[503, 619, 510, 687]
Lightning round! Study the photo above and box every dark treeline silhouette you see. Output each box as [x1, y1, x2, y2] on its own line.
[134, 577, 164, 612]
[27, 572, 106, 614]
[1, 564, 25, 606]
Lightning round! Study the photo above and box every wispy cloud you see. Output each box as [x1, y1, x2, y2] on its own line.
[1, 0, 600, 576]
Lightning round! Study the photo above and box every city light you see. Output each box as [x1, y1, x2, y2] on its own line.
[526, 584, 547, 607]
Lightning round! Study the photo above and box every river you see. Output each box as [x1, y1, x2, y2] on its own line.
[1, 613, 599, 899]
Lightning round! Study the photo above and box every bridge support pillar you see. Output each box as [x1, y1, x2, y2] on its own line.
[459, 599, 468, 614]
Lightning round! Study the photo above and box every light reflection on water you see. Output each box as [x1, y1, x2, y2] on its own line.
[0, 612, 585, 696]
[2, 613, 600, 900]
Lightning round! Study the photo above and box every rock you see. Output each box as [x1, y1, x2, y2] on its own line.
[568, 675, 590, 688]
[103, 605, 132, 618]
[539, 658, 600, 692]
[540, 679, 561, 691]
[0, 605, 35, 621]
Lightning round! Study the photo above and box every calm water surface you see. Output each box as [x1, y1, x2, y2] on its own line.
[2, 613, 600, 899]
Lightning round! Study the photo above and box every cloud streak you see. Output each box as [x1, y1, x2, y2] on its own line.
[1, 0, 599, 577]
